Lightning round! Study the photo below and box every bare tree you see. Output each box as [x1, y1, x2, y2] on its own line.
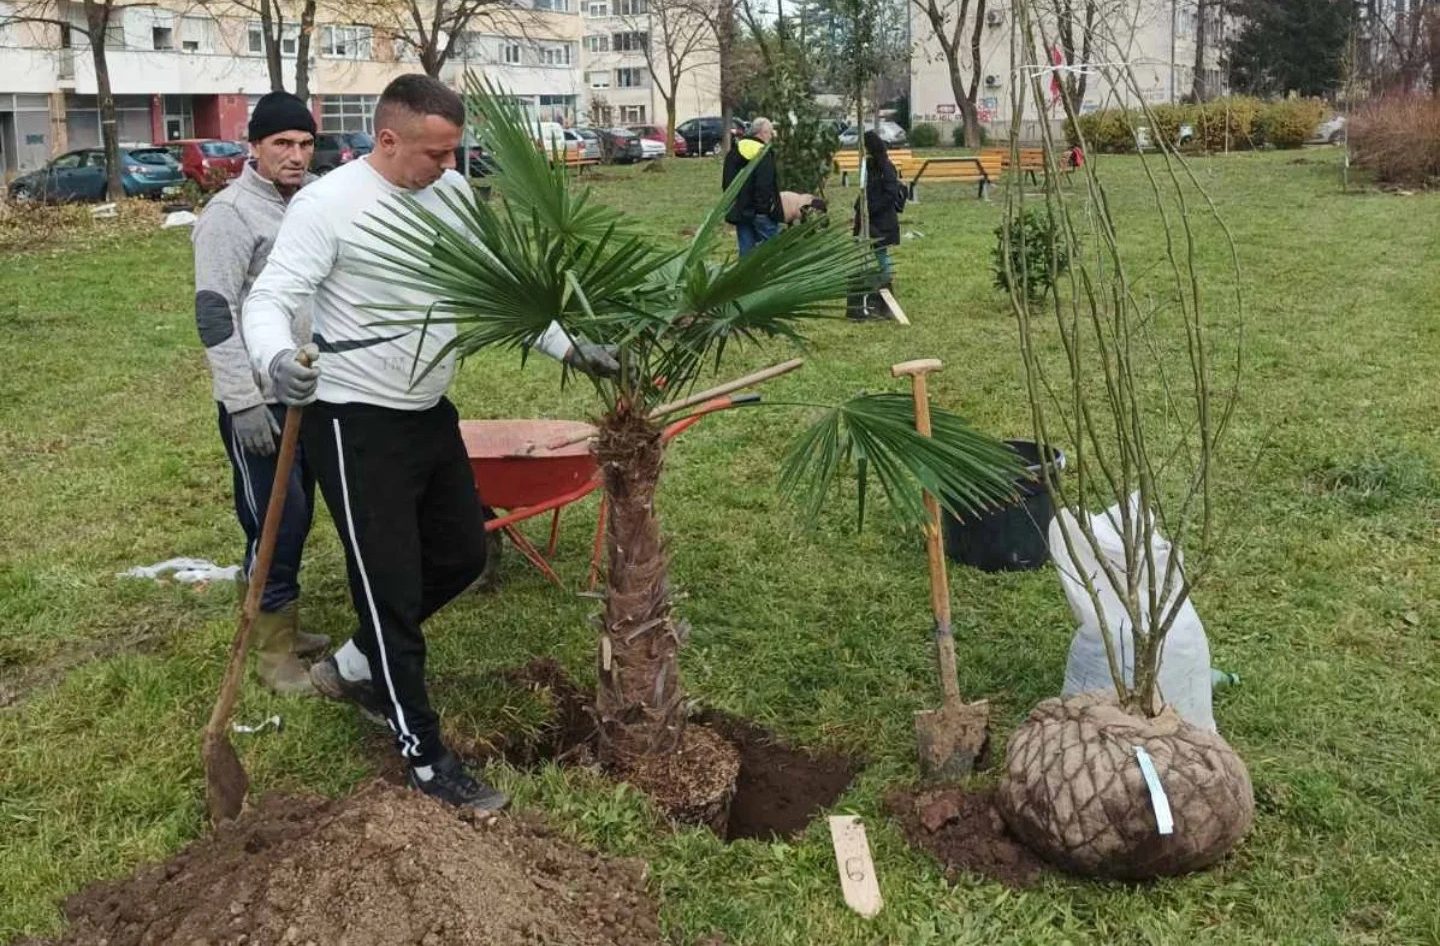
[0, 0, 148, 198]
[911, 0, 988, 147]
[343, 0, 515, 77]
[622, 0, 718, 154]
[188, 0, 317, 95]
[1048, 0, 1099, 112]
[1191, 0, 1209, 100]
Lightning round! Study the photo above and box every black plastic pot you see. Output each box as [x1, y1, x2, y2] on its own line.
[943, 440, 1065, 572]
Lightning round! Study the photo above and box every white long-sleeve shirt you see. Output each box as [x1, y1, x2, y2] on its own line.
[243, 157, 571, 410]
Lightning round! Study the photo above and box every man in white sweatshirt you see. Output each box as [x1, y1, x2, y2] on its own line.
[243, 74, 615, 811]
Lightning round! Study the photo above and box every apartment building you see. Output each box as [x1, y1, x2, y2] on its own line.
[579, 0, 719, 129]
[0, 0, 586, 177]
[910, 0, 1228, 139]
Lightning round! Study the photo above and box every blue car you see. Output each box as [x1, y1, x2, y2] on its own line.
[8, 146, 186, 203]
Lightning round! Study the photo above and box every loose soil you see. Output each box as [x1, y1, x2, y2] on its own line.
[885, 786, 1048, 889]
[433, 660, 861, 842]
[32, 781, 659, 946]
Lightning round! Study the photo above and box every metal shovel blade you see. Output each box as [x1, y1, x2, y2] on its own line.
[203, 707, 250, 824]
[915, 699, 991, 783]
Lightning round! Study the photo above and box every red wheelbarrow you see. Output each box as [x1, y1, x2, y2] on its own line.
[459, 392, 759, 589]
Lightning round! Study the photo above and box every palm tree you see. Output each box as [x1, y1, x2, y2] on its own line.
[356, 78, 1021, 796]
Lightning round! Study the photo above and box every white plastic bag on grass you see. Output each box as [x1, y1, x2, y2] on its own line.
[1050, 494, 1216, 732]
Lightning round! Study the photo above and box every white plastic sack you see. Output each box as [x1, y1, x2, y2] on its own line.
[162, 210, 197, 229]
[1051, 494, 1216, 732]
[120, 557, 240, 585]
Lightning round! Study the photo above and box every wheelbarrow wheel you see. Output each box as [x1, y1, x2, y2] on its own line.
[471, 505, 504, 594]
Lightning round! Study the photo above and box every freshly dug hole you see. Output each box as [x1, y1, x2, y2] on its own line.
[31, 782, 659, 946]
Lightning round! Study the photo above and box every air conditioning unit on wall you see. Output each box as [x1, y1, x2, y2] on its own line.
[985, 9, 1003, 26]
[984, 74, 1001, 88]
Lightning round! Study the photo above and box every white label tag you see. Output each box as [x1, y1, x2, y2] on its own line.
[1133, 746, 1175, 836]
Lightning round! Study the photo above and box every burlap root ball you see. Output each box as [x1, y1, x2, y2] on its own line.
[996, 691, 1254, 880]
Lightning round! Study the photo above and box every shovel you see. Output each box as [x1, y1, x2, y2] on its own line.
[202, 375, 308, 824]
[891, 359, 990, 781]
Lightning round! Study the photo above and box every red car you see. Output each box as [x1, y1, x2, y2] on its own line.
[161, 138, 248, 190]
[628, 125, 687, 156]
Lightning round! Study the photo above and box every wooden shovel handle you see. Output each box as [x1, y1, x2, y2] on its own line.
[892, 359, 961, 706]
[204, 355, 310, 739]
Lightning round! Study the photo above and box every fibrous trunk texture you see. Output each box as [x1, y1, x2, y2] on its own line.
[997, 691, 1253, 879]
[594, 408, 685, 767]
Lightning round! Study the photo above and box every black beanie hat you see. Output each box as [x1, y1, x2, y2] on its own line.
[248, 91, 317, 142]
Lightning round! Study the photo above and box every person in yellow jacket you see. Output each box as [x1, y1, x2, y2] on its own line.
[721, 118, 783, 256]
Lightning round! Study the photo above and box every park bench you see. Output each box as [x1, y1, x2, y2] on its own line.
[833, 147, 915, 186]
[981, 146, 1074, 186]
[905, 152, 1004, 201]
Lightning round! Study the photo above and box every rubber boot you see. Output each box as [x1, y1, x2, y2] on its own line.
[254, 602, 318, 697]
[289, 603, 331, 659]
[237, 578, 328, 658]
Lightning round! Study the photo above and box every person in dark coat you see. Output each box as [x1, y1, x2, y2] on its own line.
[849, 130, 905, 320]
[722, 117, 783, 256]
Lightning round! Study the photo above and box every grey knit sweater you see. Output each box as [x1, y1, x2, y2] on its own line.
[192, 162, 313, 413]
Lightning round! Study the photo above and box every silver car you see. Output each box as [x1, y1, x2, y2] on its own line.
[566, 128, 602, 162]
[839, 120, 908, 148]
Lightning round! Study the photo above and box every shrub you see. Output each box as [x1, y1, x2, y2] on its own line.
[1149, 103, 1198, 149]
[993, 208, 1070, 301]
[1072, 109, 1142, 153]
[953, 122, 989, 147]
[1192, 96, 1263, 151]
[1258, 98, 1326, 149]
[910, 122, 940, 147]
[1350, 95, 1440, 186]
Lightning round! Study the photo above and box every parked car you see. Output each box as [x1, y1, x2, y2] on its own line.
[628, 124, 688, 156]
[838, 120, 908, 147]
[1311, 114, 1347, 145]
[596, 127, 645, 164]
[8, 146, 185, 203]
[675, 116, 747, 156]
[635, 135, 666, 161]
[159, 138, 248, 189]
[566, 127, 602, 163]
[312, 131, 374, 174]
[453, 142, 496, 177]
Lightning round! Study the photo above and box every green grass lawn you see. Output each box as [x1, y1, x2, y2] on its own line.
[3, 149, 1439, 945]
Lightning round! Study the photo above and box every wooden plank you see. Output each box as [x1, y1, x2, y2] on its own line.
[829, 815, 883, 919]
[878, 288, 909, 326]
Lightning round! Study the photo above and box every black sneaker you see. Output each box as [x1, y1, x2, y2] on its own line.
[308, 656, 388, 725]
[408, 752, 510, 812]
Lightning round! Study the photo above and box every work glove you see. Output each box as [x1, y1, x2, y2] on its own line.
[563, 340, 620, 379]
[268, 345, 320, 406]
[230, 404, 281, 457]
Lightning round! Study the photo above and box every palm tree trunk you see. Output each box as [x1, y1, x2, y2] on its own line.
[594, 407, 685, 767]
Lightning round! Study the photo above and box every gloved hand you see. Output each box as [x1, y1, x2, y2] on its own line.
[563, 340, 620, 379]
[268, 345, 320, 406]
[230, 404, 281, 456]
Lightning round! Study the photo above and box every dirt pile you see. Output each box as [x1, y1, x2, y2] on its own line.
[37, 782, 660, 946]
[886, 787, 1047, 889]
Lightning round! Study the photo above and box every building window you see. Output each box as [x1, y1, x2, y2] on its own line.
[321, 94, 379, 133]
[152, 26, 174, 50]
[534, 0, 571, 9]
[539, 94, 576, 123]
[585, 34, 609, 52]
[248, 23, 300, 56]
[321, 25, 371, 59]
[588, 70, 610, 88]
[615, 0, 647, 14]
[502, 42, 523, 64]
[586, 0, 609, 14]
[619, 104, 645, 123]
[540, 43, 572, 65]
[615, 67, 644, 88]
[180, 16, 216, 53]
[612, 30, 647, 51]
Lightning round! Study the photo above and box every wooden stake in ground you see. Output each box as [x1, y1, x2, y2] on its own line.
[201, 390, 307, 825]
[891, 358, 990, 781]
[829, 815, 883, 918]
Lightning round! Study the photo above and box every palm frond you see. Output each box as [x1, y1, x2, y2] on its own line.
[779, 393, 1024, 530]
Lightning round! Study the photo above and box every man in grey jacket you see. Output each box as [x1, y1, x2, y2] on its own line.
[193, 91, 327, 695]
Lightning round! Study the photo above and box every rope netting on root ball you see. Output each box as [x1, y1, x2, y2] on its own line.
[996, 692, 1254, 879]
